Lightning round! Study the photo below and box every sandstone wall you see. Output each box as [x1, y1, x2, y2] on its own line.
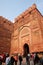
[0, 16, 14, 54]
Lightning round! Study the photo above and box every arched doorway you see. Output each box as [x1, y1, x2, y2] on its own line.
[23, 43, 29, 57]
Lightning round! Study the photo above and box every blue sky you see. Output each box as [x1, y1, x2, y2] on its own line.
[0, 0, 43, 22]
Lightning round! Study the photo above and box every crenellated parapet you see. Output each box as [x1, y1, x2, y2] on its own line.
[13, 4, 42, 30]
[0, 16, 14, 32]
[15, 4, 36, 21]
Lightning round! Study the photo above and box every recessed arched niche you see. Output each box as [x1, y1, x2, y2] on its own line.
[19, 26, 31, 54]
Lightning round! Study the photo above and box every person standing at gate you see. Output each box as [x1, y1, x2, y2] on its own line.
[10, 55, 15, 65]
[30, 54, 34, 65]
[0, 56, 2, 65]
[34, 53, 40, 65]
[26, 54, 30, 65]
[18, 54, 23, 65]
[14, 55, 18, 65]
[5, 54, 10, 65]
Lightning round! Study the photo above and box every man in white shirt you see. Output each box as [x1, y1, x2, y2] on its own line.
[5, 54, 10, 65]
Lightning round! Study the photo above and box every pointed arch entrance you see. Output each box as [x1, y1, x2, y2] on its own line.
[23, 43, 29, 57]
[19, 25, 31, 55]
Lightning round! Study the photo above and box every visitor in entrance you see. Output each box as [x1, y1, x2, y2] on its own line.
[30, 54, 34, 65]
[14, 55, 18, 65]
[40, 55, 43, 65]
[26, 54, 30, 65]
[18, 54, 23, 65]
[34, 53, 40, 65]
[5, 54, 10, 65]
[10, 55, 15, 65]
[0, 56, 2, 65]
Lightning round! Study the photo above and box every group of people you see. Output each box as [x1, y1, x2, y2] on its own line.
[26, 53, 43, 65]
[0, 53, 43, 65]
[0, 53, 23, 65]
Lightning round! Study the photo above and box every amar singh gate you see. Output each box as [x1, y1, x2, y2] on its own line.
[10, 4, 43, 55]
[0, 4, 43, 55]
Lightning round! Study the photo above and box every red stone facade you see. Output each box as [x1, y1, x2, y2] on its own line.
[10, 4, 43, 55]
[0, 16, 14, 54]
[0, 4, 43, 55]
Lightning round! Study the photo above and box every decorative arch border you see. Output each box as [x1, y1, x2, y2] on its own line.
[19, 25, 30, 32]
[18, 25, 32, 54]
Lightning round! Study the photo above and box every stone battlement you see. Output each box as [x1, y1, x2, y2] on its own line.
[0, 16, 13, 25]
[14, 4, 36, 22]
[0, 16, 14, 32]
[13, 4, 40, 30]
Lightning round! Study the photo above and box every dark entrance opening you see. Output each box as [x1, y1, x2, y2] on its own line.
[23, 43, 29, 57]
